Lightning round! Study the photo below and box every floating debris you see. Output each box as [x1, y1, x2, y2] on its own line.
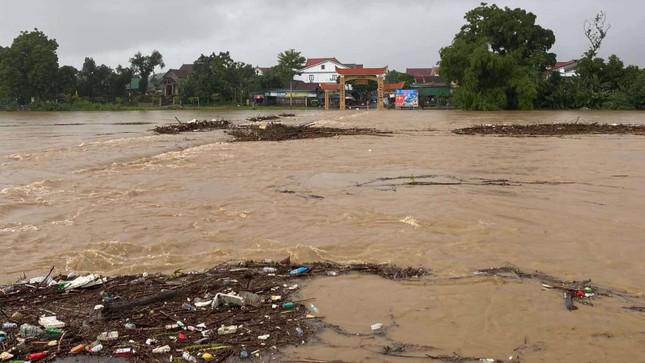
[153, 119, 231, 134]
[227, 123, 390, 142]
[453, 123, 645, 136]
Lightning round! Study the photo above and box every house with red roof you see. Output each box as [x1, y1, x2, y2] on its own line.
[294, 57, 361, 84]
[161, 64, 194, 97]
[550, 60, 578, 77]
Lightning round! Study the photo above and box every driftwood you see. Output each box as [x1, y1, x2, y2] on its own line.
[227, 123, 390, 142]
[101, 289, 177, 319]
[453, 122, 645, 136]
[153, 119, 231, 134]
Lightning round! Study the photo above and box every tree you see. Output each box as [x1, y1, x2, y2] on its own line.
[182, 52, 259, 104]
[439, 3, 556, 110]
[57, 65, 78, 98]
[584, 11, 611, 58]
[129, 50, 164, 94]
[0, 29, 59, 104]
[275, 49, 305, 86]
[385, 70, 415, 88]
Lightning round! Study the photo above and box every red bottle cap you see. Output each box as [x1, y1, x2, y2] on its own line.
[575, 290, 585, 298]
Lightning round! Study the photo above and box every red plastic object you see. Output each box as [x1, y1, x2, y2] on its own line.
[575, 290, 585, 298]
[177, 331, 187, 342]
[114, 348, 134, 357]
[27, 352, 48, 361]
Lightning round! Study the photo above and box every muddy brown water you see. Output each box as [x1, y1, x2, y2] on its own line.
[1, 110, 645, 361]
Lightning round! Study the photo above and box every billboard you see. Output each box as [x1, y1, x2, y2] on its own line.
[395, 89, 418, 108]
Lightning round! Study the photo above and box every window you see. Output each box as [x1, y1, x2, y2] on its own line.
[309, 74, 314, 82]
[321, 65, 325, 70]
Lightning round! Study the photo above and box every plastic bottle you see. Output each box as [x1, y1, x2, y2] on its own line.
[182, 351, 197, 362]
[152, 345, 171, 354]
[114, 348, 134, 357]
[19, 323, 43, 338]
[2, 322, 17, 329]
[45, 327, 63, 337]
[87, 341, 103, 353]
[289, 266, 309, 276]
[217, 325, 238, 335]
[240, 350, 249, 359]
[307, 303, 319, 314]
[97, 331, 119, 341]
[282, 302, 295, 310]
[26, 352, 47, 361]
[262, 267, 277, 273]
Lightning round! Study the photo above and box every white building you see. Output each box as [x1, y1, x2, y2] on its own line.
[552, 60, 578, 77]
[294, 58, 356, 84]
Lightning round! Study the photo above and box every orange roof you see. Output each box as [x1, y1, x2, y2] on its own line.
[336, 67, 387, 75]
[304, 57, 340, 67]
[319, 83, 339, 91]
[384, 82, 405, 91]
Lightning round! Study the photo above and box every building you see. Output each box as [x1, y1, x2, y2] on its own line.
[160, 64, 194, 97]
[254, 66, 273, 76]
[405, 67, 440, 84]
[406, 67, 451, 107]
[551, 60, 578, 77]
[294, 58, 361, 84]
[260, 80, 320, 106]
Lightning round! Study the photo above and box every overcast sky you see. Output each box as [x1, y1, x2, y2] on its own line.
[1, 0, 643, 71]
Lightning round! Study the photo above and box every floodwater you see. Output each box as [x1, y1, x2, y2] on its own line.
[1, 109, 645, 361]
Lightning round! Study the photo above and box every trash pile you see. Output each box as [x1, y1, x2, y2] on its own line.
[226, 123, 390, 142]
[0, 261, 427, 362]
[153, 119, 231, 134]
[453, 123, 645, 136]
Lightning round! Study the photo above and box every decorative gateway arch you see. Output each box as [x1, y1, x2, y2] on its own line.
[328, 66, 387, 110]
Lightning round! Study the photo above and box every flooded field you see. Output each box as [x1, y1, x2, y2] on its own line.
[1, 109, 645, 361]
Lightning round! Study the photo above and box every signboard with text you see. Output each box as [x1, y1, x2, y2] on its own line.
[395, 89, 418, 108]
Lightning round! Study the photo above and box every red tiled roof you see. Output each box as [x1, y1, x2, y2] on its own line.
[336, 67, 387, 75]
[552, 60, 577, 69]
[405, 67, 438, 78]
[304, 58, 340, 67]
[384, 82, 405, 91]
[319, 83, 339, 91]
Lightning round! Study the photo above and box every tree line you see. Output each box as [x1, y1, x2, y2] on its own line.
[0, 29, 308, 108]
[439, 4, 645, 110]
[1, 5, 644, 111]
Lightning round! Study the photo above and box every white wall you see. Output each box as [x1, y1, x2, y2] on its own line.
[294, 61, 348, 83]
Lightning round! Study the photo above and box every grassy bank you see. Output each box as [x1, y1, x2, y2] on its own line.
[0, 102, 316, 112]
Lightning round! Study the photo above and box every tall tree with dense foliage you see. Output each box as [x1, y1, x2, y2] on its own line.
[129, 50, 164, 94]
[182, 52, 259, 103]
[275, 49, 305, 87]
[385, 70, 415, 88]
[56, 65, 78, 98]
[0, 29, 60, 104]
[439, 3, 556, 110]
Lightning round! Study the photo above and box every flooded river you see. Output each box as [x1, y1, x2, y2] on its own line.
[1, 110, 644, 361]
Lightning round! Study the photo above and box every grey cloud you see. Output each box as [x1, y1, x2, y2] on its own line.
[0, 0, 643, 70]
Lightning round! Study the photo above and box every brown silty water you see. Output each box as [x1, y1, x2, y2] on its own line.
[1, 110, 644, 361]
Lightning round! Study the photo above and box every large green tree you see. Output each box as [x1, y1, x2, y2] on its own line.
[129, 50, 164, 94]
[275, 49, 305, 87]
[56, 65, 78, 98]
[385, 70, 415, 88]
[439, 3, 556, 110]
[0, 29, 60, 104]
[182, 52, 259, 103]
